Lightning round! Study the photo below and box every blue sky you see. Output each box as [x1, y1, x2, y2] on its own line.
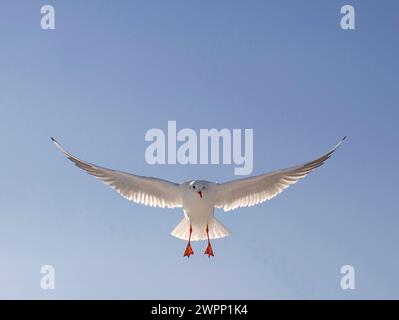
[0, 0, 398, 299]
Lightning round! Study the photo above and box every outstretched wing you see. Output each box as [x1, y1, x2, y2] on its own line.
[214, 137, 346, 212]
[51, 138, 183, 208]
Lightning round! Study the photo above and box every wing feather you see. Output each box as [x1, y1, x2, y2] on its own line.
[51, 138, 182, 208]
[215, 137, 346, 212]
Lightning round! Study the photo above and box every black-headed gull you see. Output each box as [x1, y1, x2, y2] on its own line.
[51, 137, 345, 258]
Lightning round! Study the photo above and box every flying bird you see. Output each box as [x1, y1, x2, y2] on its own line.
[51, 136, 346, 258]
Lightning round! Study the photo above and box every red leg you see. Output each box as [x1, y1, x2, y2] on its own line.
[184, 223, 194, 257]
[204, 224, 214, 258]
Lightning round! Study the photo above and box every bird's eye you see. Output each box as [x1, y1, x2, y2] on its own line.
[193, 186, 196, 189]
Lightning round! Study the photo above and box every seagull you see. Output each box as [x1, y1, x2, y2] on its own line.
[51, 136, 346, 258]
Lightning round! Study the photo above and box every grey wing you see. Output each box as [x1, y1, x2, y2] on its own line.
[51, 138, 183, 208]
[215, 137, 346, 212]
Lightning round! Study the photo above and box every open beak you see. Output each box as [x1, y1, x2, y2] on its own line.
[198, 191, 202, 198]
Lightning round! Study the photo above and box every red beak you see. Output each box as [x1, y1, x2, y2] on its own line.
[198, 191, 202, 198]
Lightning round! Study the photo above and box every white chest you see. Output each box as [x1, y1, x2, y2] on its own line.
[183, 195, 214, 222]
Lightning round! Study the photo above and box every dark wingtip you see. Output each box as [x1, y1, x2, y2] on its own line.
[342, 136, 347, 141]
[50, 137, 56, 142]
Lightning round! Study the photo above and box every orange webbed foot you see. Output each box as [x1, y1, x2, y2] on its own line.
[204, 243, 214, 258]
[184, 243, 194, 257]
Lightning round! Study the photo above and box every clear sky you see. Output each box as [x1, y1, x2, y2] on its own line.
[0, 0, 398, 299]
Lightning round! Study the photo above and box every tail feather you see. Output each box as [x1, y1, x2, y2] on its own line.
[171, 217, 231, 241]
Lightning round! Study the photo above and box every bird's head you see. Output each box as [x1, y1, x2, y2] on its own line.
[188, 180, 208, 199]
